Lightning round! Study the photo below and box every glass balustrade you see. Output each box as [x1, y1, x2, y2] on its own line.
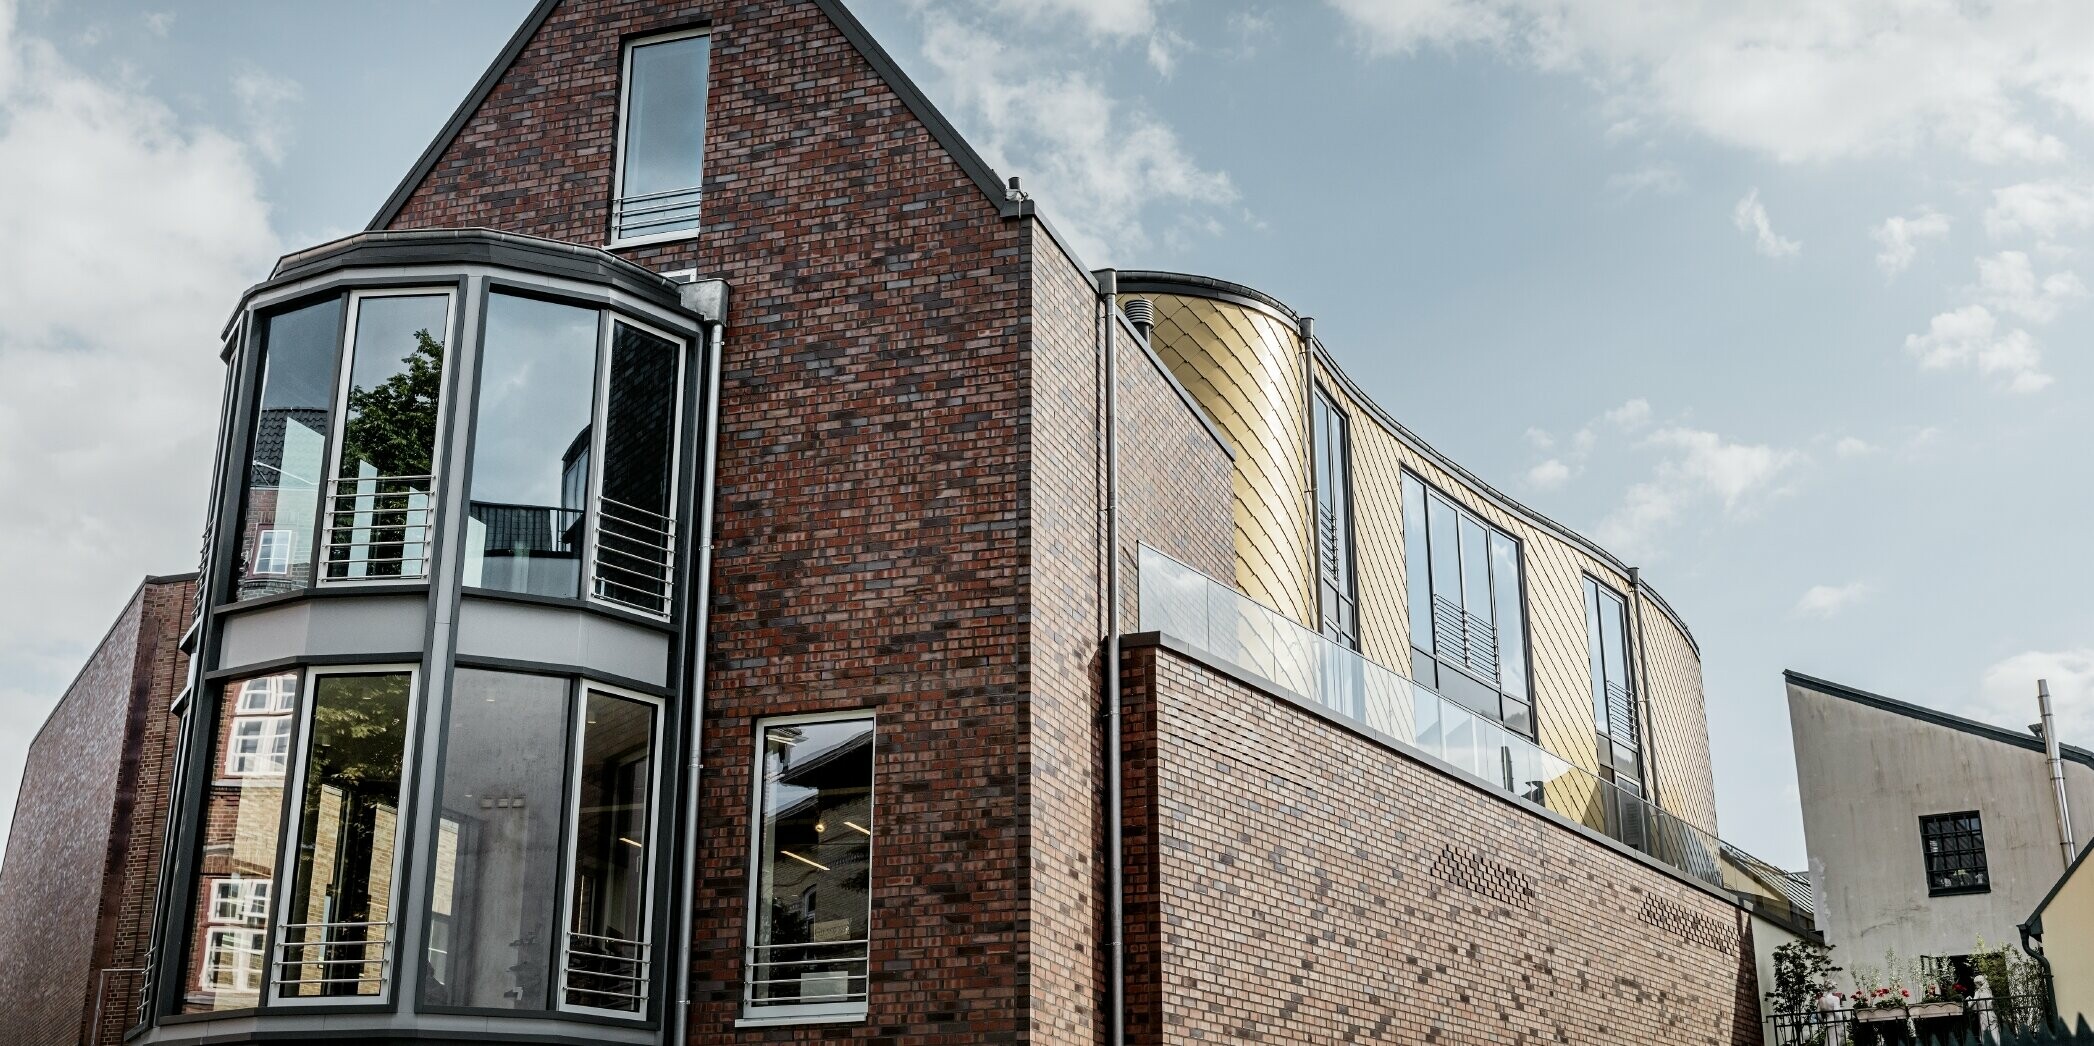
[1136, 544, 1722, 886]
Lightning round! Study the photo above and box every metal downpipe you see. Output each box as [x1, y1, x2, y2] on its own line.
[2041, 678, 2076, 868]
[671, 291, 726, 1046]
[1100, 268, 1126, 1046]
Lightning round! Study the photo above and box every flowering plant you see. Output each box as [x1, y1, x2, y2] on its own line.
[1920, 981, 1969, 1004]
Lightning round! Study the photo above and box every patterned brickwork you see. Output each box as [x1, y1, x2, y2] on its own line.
[1122, 643, 1761, 1045]
[0, 575, 193, 1046]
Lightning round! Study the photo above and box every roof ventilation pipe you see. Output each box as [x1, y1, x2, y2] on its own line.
[1123, 296, 1154, 342]
[2040, 678, 2077, 868]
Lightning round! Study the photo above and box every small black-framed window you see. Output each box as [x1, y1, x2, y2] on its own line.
[1919, 811, 1990, 896]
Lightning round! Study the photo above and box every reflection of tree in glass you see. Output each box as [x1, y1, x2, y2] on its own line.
[305, 674, 411, 789]
[339, 330, 443, 478]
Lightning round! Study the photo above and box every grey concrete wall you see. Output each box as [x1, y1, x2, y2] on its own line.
[1789, 678, 2094, 966]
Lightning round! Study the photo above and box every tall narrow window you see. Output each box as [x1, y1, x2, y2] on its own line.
[465, 294, 599, 598]
[592, 321, 681, 615]
[746, 717, 874, 1019]
[1309, 387, 1358, 649]
[1584, 576, 1645, 847]
[612, 31, 711, 244]
[562, 691, 660, 1013]
[234, 297, 343, 600]
[181, 672, 301, 1013]
[325, 292, 449, 582]
[423, 670, 571, 1010]
[1401, 473, 1531, 734]
[278, 672, 414, 1000]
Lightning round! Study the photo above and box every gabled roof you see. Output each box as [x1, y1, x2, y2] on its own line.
[365, 0, 1027, 232]
[1785, 669, 2094, 771]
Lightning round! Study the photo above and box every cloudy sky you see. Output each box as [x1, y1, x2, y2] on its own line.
[2, 0, 2090, 868]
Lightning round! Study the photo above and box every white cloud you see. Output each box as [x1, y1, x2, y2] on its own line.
[988, 0, 1156, 39]
[1871, 209, 1949, 277]
[1526, 458, 1571, 489]
[144, 11, 173, 37]
[1794, 581, 1870, 619]
[1833, 436, 1876, 458]
[0, 0, 281, 854]
[910, 3, 1236, 263]
[1986, 180, 2094, 240]
[1597, 425, 1802, 559]
[1976, 649, 2094, 748]
[1902, 305, 2051, 394]
[232, 67, 301, 164]
[1603, 397, 1651, 430]
[1323, 0, 2094, 166]
[1975, 250, 2085, 324]
[1523, 425, 1554, 451]
[1734, 189, 1800, 258]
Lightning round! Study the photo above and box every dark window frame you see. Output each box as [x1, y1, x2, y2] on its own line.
[1309, 384, 1359, 650]
[1399, 469, 1535, 739]
[1919, 811, 1991, 897]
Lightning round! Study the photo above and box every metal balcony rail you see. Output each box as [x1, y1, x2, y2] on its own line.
[322, 475, 432, 581]
[563, 931, 651, 1011]
[135, 946, 156, 1024]
[613, 185, 702, 240]
[745, 939, 871, 1009]
[1431, 594, 1500, 681]
[273, 920, 392, 997]
[593, 494, 675, 616]
[1137, 545, 1723, 887]
[93, 965, 144, 1045]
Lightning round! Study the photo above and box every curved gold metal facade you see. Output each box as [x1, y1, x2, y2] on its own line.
[1142, 293, 1315, 627]
[1130, 274, 1720, 838]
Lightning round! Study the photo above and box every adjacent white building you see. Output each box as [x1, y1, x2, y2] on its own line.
[1788, 671, 2093, 972]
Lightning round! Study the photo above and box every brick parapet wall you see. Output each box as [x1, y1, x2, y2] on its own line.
[1122, 642, 1762, 1045]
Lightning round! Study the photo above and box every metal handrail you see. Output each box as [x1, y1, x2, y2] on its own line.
[592, 493, 675, 615]
[745, 938, 871, 1009]
[273, 920, 392, 996]
[322, 474, 433, 581]
[1139, 545, 1724, 886]
[613, 185, 702, 239]
[563, 930, 651, 1009]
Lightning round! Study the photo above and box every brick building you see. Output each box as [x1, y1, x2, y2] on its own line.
[0, 574, 195, 1046]
[0, 1, 1761, 1044]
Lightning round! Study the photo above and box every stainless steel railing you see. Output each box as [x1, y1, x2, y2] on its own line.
[1139, 545, 1723, 886]
[322, 475, 432, 581]
[273, 920, 392, 997]
[562, 931, 651, 1011]
[613, 185, 702, 241]
[593, 494, 675, 615]
[745, 939, 870, 1010]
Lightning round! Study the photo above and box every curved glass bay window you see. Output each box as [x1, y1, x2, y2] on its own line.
[1402, 472, 1533, 736]
[220, 271, 691, 619]
[746, 717, 875, 1020]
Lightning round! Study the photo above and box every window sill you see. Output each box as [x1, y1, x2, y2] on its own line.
[607, 230, 700, 251]
[736, 1006, 867, 1028]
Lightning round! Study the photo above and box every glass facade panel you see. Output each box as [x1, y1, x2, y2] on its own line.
[326, 293, 448, 581]
[465, 294, 598, 598]
[593, 322, 679, 614]
[615, 33, 711, 241]
[181, 672, 301, 1013]
[563, 692, 658, 1012]
[1489, 532, 1528, 701]
[1583, 577, 1643, 795]
[234, 299, 342, 600]
[280, 672, 413, 999]
[1309, 387, 1357, 648]
[424, 670, 571, 1009]
[747, 718, 874, 1014]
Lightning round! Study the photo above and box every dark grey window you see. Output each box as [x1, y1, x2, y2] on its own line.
[1401, 473, 1532, 735]
[592, 321, 681, 615]
[464, 294, 598, 598]
[1920, 812, 1990, 896]
[234, 298, 343, 600]
[1309, 387, 1358, 649]
[1583, 578, 1641, 789]
[612, 31, 711, 244]
[325, 292, 450, 582]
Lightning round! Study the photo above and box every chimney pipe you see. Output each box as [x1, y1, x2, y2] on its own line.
[1122, 297, 1154, 342]
[2041, 678, 2076, 868]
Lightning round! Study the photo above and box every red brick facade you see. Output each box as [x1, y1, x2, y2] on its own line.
[1121, 641, 1761, 1045]
[0, 575, 194, 1046]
